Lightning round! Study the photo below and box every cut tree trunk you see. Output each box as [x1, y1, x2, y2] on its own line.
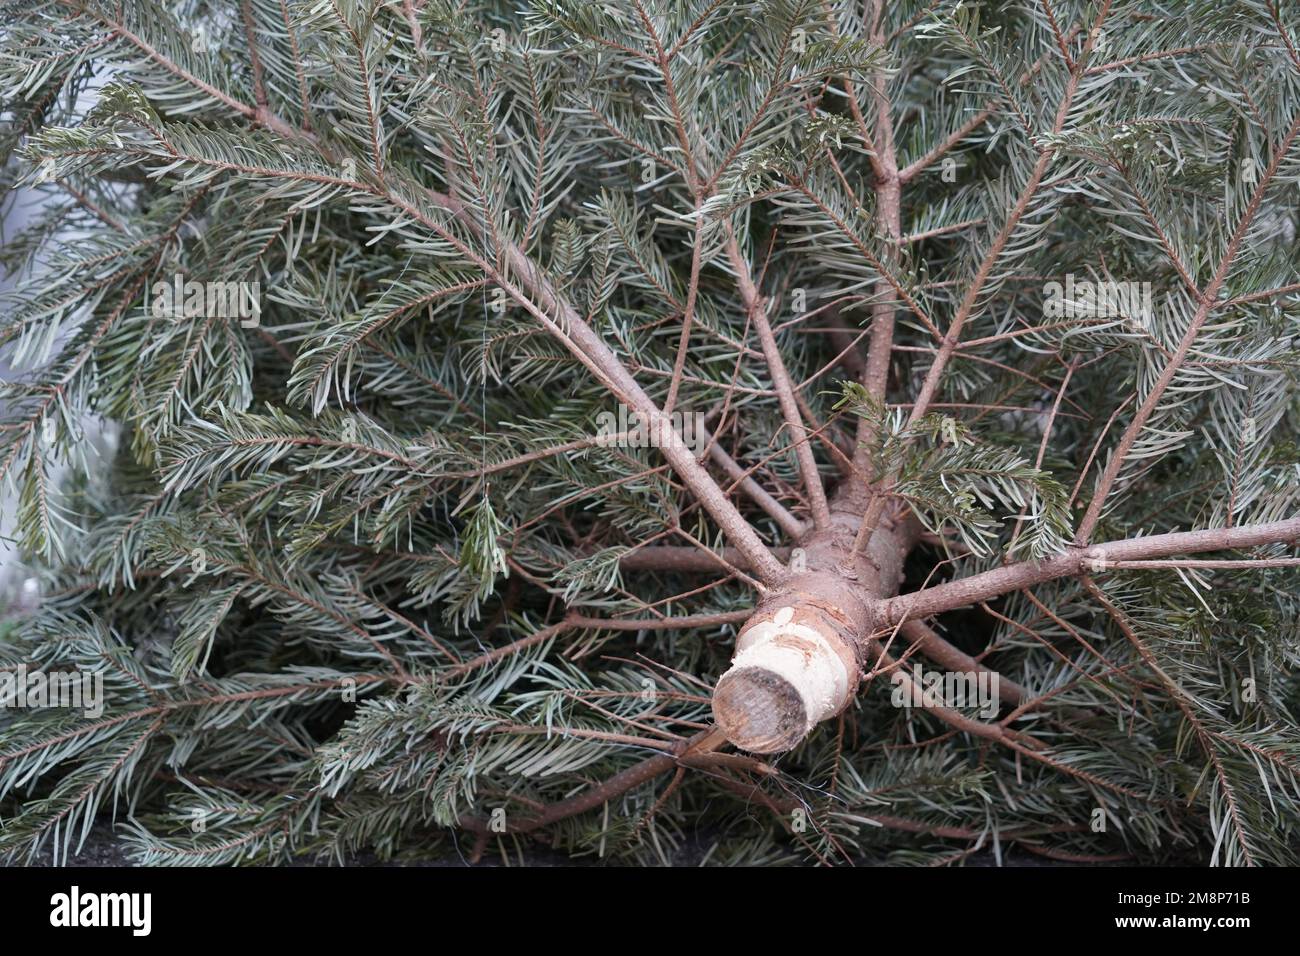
[712, 486, 918, 752]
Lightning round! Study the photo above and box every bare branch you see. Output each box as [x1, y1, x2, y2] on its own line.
[883, 516, 1300, 625]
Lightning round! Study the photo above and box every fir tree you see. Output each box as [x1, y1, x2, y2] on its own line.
[1, 0, 1298, 866]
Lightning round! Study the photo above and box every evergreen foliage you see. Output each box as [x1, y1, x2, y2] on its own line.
[1, 0, 1298, 866]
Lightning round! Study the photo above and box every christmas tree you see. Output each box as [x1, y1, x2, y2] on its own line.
[1, 0, 1298, 866]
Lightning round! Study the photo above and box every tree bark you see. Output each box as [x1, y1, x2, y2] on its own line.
[712, 484, 918, 752]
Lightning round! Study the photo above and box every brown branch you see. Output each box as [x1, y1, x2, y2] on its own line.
[239, 0, 269, 111]
[899, 619, 1026, 705]
[446, 620, 571, 677]
[867, 643, 1027, 745]
[565, 609, 751, 631]
[852, 0, 904, 480]
[618, 544, 792, 573]
[459, 726, 728, 835]
[1076, 108, 1300, 543]
[699, 423, 806, 539]
[724, 232, 832, 530]
[1082, 577, 1255, 866]
[882, 516, 1300, 625]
